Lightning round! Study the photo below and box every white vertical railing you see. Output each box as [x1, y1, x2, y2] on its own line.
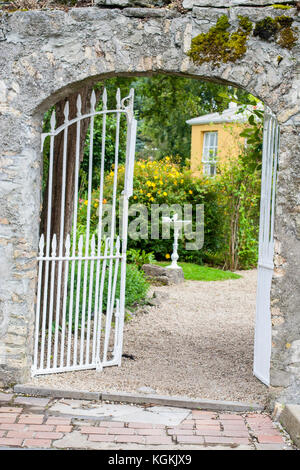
[254, 109, 279, 386]
[32, 88, 136, 376]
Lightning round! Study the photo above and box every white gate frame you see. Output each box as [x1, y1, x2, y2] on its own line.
[32, 88, 137, 376]
[253, 108, 279, 386]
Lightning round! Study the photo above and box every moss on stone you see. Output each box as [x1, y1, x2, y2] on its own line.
[253, 17, 278, 40]
[271, 4, 292, 9]
[253, 15, 297, 50]
[277, 55, 283, 64]
[187, 13, 297, 67]
[238, 15, 253, 34]
[276, 15, 293, 28]
[278, 24, 298, 49]
[187, 15, 253, 67]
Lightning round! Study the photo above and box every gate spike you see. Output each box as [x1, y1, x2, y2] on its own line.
[116, 88, 121, 109]
[90, 90, 96, 113]
[39, 234, 45, 256]
[64, 101, 69, 122]
[50, 110, 56, 132]
[76, 94, 82, 116]
[129, 88, 134, 111]
[115, 236, 120, 255]
[51, 234, 57, 256]
[65, 234, 71, 255]
[102, 88, 107, 110]
[105, 236, 110, 251]
[78, 235, 84, 254]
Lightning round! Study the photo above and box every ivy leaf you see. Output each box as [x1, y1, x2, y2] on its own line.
[248, 115, 255, 126]
[240, 129, 253, 137]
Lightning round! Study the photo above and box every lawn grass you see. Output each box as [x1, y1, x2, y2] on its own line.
[155, 261, 242, 281]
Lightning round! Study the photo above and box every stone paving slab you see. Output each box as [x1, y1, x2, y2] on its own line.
[0, 393, 14, 402]
[0, 392, 295, 450]
[47, 400, 190, 426]
[14, 397, 50, 407]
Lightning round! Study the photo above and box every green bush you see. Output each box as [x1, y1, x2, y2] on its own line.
[76, 115, 262, 271]
[212, 109, 263, 270]
[127, 248, 155, 269]
[83, 156, 224, 264]
[214, 155, 261, 270]
[66, 262, 149, 330]
[122, 263, 150, 306]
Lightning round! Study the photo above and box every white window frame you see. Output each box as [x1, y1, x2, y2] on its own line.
[202, 131, 218, 177]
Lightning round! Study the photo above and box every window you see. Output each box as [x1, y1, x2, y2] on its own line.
[202, 131, 218, 177]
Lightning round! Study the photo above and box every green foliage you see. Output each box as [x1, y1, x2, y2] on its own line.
[155, 261, 241, 281]
[132, 75, 249, 163]
[81, 112, 128, 189]
[42, 76, 263, 272]
[123, 263, 150, 305]
[239, 109, 264, 169]
[213, 108, 263, 270]
[43, 76, 250, 193]
[77, 75, 243, 190]
[66, 262, 149, 330]
[127, 248, 155, 269]
[188, 15, 253, 67]
[98, 157, 223, 265]
[80, 78, 139, 191]
[215, 156, 261, 270]
[253, 15, 297, 49]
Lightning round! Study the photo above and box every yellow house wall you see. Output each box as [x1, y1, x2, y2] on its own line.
[190, 122, 246, 177]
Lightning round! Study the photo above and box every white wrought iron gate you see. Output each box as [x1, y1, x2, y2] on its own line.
[253, 109, 279, 386]
[32, 88, 137, 376]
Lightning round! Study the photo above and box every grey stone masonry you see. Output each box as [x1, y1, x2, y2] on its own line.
[280, 404, 300, 448]
[0, 4, 299, 407]
[183, 0, 296, 8]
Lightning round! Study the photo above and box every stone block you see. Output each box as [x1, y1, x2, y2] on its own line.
[101, 390, 262, 412]
[13, 385, 100, 401]
[142, 264, 184, 285]
[280, 404, 300, 448]
[96, 0, 159, 6]
[270, 369, 292, 388]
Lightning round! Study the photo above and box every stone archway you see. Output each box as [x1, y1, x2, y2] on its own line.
[0, 3, 299, 405]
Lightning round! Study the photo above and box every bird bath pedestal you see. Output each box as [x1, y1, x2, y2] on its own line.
[162, 214, 191, 271]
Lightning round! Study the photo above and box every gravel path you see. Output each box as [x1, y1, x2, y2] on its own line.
[28, 269, 269, 406]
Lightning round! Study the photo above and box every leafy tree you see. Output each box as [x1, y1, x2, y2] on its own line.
[213, 104, 264, 270]
[134, 75, 250, 163]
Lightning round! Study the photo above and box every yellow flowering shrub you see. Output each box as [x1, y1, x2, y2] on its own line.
[101, 157, 223, 263]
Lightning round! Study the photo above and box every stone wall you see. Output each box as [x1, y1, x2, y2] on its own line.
[0, 2, 299, 405]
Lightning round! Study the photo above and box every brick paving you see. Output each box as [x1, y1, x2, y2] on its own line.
[0, 392, 295, 450]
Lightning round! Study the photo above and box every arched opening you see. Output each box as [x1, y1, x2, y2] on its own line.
[28, 72, 279, 407]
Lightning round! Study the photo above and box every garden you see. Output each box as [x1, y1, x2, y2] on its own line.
[32, 74, 267, 402]
[69, 76, 263, 309]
